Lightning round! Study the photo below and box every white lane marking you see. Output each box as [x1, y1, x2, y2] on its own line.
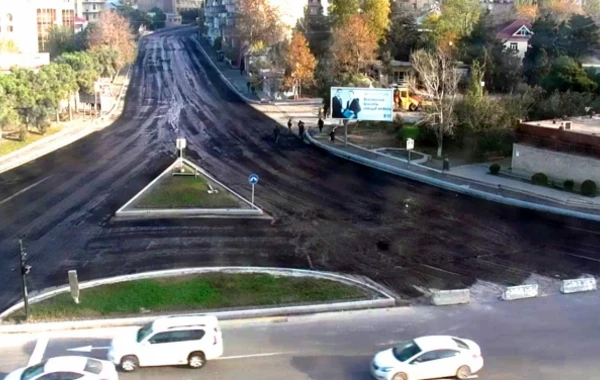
[0, 176, 52, 206]
[67, 345, 111, 353]
[215, 352, 287, 360]
[28, 336, 49, 366]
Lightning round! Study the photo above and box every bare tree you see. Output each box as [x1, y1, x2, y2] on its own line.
[410, 47, 460, 158]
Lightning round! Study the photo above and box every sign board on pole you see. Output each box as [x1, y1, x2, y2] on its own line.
[68, 270, 80, 304]
[248, 173, 259, 185]
[330, 87, 394, 122]
[406, 138, 415, 151]
[176, 138, 187, 150]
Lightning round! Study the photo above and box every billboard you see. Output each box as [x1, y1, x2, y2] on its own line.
[330, 87, 394, 122]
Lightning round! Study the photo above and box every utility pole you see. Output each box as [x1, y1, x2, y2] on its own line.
[19, 239, 31, 322]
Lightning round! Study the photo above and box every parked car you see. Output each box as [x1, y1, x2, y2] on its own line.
[370, 335, 483, 380]
[4, 356, 118, 380]
[107, 315, 223, 372]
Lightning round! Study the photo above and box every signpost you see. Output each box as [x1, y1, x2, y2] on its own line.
[176, 138, 187, 172]
[248, 173, 259, 206]
[406, 138, 414, 165]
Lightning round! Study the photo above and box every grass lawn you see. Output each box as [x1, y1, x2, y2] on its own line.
[134, 171, 241, 209]
[0, 126, 63, 157]
[12, 273, 369, 322]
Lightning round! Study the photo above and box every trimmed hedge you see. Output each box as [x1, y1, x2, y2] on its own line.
[489, 163, 500, 175]
[581, 180, 597, 197]
[531, 172, 548, 186]
[563, 179, 575, 192]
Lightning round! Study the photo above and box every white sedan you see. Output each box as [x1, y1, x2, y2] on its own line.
[371, 335, 483, 380]
[4, 356, 118, 380]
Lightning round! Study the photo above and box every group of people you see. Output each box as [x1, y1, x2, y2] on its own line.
[272, 117, 335, 145]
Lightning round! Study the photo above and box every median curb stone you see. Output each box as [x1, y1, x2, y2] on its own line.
[431, 289, 470, 306]
[560, 277, 597, 294]
[502, 284, 539, 301]
[0, 266, 397, 333]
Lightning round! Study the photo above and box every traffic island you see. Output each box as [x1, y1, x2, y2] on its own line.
[114, 157, 264, 220]
[0, 268, 396, 328]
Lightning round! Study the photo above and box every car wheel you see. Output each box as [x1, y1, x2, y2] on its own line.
[409, 104, 417, 112]
[392, 372, 408, 380]
[120, 356, 139, 372]
[456, 365, 472, 379]
[188, 352, 206, 369]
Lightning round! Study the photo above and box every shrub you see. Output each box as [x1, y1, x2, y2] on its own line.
[18, 126, 27, 142]
[581, 180, 597, 197]
[489, 163, 501, 175]
[400, 125, 420, 141]
[563, 179, 575, 192]
[531, 172, 548, 186]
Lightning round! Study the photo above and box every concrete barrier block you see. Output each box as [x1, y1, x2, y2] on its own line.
[560, 278, 597, 294]
[502, 284, 539, 301]
[431, 289, 470, 306]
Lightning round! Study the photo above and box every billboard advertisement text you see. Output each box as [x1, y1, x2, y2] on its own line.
[330, 87, 394, 122]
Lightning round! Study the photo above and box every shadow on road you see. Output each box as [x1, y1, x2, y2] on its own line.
[291, 355, 372, 380]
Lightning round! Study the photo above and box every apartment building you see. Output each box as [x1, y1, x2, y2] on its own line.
[138, 0, 177, 13]
[307, 0, 329, 17]
[81, 0, 106, 21]
[176, 0, 203, 11]
[0, 0, 77, 54]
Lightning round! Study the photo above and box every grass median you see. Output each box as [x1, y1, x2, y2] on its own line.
[134, 170, 241, 209]
[0, 126, 63, 157]
[11, 273, 369, 322]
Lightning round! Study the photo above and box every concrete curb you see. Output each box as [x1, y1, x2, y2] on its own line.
[0, 266, 396, 333]
[560, 277, 597, 294]
[114, 158, 264, 219]
[502, 284, 539, 301]
[430, 289, 470, 305]
[372, 147, 430, 165]
[305, 131, 600, 222]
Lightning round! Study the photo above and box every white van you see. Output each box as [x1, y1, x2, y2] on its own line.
[107, 315, 224, 372]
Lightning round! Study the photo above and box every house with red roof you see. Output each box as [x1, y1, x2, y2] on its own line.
[496, 19, 533, 59]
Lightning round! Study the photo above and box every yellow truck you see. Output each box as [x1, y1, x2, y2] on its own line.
[393, 87, 431, 112]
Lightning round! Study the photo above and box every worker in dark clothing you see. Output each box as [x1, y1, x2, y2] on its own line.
[273, 124, 280, 144]
[298, 121, 305, 138]
[329, 128, 335, 143]
[287, 118, 292, 132]
[318, 118, 324, 133]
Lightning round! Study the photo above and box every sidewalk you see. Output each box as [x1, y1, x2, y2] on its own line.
[307, 127, 600, 219]
[194, 36, 322, 106]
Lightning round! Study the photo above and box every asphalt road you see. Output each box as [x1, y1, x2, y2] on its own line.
[1, 26, 600, 310]
[2, 293, 600, 379]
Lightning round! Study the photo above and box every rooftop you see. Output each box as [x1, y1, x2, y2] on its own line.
[522, 117, 600, 137]
[496, 19, 532, 40]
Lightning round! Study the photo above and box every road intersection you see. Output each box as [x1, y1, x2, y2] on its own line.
[1, 293, 599, 379]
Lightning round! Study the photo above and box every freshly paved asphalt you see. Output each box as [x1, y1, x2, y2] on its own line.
[0, 26, 600, 311]
[1, 294, 600, 379]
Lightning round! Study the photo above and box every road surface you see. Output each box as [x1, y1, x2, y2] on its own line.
[1, 293, 599, 379]
[0, 26, 599, 310]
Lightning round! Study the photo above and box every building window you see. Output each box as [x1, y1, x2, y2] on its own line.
[309, 7, 318, 15]
[6, 13, 13, 32]
[510, 42, 518, 51]
[37, 8, 57, 52]
[62, 10, 75, 29]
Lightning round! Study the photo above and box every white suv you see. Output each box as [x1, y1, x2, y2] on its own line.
[107, 315, 224, 372]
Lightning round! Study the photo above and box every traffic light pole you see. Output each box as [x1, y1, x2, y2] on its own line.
[19, 239, 30, 321]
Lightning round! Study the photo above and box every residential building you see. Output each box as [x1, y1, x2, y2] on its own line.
[138, 0, 176, 13]
[82, 0, 106, 21]
[176, 0, 203, 11]
[513, 118, 600, 184]
[307, 0, 329, 17]
[496, 19, 533, 59]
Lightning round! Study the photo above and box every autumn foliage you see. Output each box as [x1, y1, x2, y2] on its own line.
[87, 10, 136, 68]
[330, 15, 378, 75]
[284, 32, 317, 96]
[235, 0, 284, 50]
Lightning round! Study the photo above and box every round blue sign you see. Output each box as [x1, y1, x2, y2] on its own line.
[248, 173, 259, 185]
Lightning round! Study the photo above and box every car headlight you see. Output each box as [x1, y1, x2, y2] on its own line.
[380, 367, 393, 372]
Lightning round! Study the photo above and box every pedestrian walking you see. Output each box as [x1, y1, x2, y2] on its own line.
[287, 118, 292, 132]
[298, 120, 305, 138]
[323, 103, 330, 119]
[318, 117, 324, 133]
[329, 128, 335, 143]
[246, 81, 251, 93]
[273, 124, 280, 144]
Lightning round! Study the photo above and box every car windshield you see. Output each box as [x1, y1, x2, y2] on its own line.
[137, 322, 154, 342]
[392, 341, 422, 362]
[84, 358, 103, 374]
[21, 362, 45, 380]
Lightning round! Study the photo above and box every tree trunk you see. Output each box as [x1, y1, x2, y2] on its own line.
[68, 94, 73, 121]
[56, 110, 60, 123]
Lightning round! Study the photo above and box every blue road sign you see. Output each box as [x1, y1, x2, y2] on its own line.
[249, 173, 259, 185]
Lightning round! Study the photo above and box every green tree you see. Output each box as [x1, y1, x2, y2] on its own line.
[328, 0, 360, 26]
[566, 15, 600, 58]
[150, 7, 167, 30]
[542, 56, 598, 93]
[119, 5, 152, 32]
[90, 46, 120, 79]
[428, 0, 481, 45]
[0, 75, 20, 145]
[56, 51, 101, 93]
[48, 25, 76, 59]
[362, 0, 391, 41]
[381, 2, 423, 61]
